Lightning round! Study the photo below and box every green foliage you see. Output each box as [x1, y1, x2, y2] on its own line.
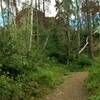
[36, 66, 67, 87]
[77, 54, 92, 67]
[0, 22, 71, 100]
[0, 29, 68, 99]
[1, 4, 99, 99]
[64, 54, 92, 72]
[0, 75, 24, 99]
[87, 56, 100, 100]
[0, 61, 68, 100]
[88, 93, 100, 100]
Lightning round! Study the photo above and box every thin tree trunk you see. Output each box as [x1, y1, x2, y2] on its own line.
[43, 0, 45, 17]
[7, 0, 10, 25]
[66, 14, 71, 62]
[0, 0, 5, 26]
[37, 0, 39, 45]
[76, 0, 81, 54]
[87, 13, 94, 58]
[13, 0, 18, 16]
[29, 0, 33, 52]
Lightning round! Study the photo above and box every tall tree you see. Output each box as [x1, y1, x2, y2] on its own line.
[82, 0, 94, 58]
[55, 0, 74, 60]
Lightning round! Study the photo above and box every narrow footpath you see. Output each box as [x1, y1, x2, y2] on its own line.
[46, 72, 88, 100]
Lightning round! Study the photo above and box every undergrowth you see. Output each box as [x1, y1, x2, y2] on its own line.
[87, 56, 100, 100]
[0, 56, 69, 100]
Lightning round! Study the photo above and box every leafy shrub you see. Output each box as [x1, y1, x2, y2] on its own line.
[88, 93, 100, 100]
[78, 54, 92, 67]
[0, 75, 24, 100]
[0, 58, 68, 100]
[0, 31, 68, 99]
[36, 66, 66, 87]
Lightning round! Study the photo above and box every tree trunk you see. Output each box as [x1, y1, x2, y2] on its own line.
[13, 0, 18, 16]
[76, 0, 81, 54]
[0, 0, 5, 26]
[87, 13, 94, 58]
[43, 0, 45, 17]
[29, 0, 33, 52]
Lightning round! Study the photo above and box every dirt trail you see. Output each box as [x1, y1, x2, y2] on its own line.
[46, 72, 88, 100]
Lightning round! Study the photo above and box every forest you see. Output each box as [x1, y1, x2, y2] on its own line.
[0, 0, 100, 100]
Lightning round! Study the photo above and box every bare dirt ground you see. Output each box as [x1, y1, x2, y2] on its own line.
[45, 72, 88, 100]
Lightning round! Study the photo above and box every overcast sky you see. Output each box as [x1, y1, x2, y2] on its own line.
[0, 0, 57, 17]
[45, 0, 57, 17]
